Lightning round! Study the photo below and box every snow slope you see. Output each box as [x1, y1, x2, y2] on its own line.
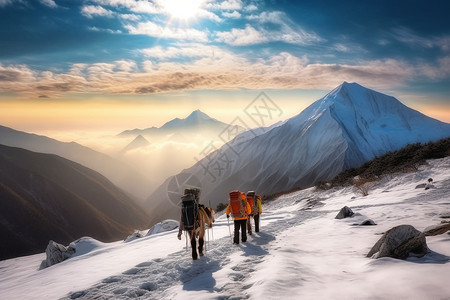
[147, 82, 450, 222]
[1, 157, 449, 299]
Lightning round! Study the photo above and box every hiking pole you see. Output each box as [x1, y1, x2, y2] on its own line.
[209, 199, 215, 241]
[227, 216, 233, 243]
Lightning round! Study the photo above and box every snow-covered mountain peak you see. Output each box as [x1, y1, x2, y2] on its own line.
[161, 109, 219, 129]
[147, 83, 450, 223]
[186, 109, 211, 121]
[324, 81, 397, 111]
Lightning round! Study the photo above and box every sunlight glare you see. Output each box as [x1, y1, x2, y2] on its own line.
[163, 0, 204, 20]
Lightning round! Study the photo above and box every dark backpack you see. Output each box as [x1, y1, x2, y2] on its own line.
[181, 188, 200, 230]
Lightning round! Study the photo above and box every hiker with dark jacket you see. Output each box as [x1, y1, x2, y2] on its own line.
[177, 188, 200, 240]
[226, 191, 251, 244]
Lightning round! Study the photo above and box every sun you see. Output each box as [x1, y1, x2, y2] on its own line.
[162, 0, 205, 21]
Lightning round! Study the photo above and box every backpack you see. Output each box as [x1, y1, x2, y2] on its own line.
[181, 189, 199, 230]
[246, 191, 256, 215]
[229, 190, 246, 219]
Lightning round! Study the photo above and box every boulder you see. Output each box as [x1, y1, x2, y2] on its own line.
[367, 225, 429, 259]
[335, 206, 354, 219]
[359, 219, 377, 226]
[40, 240, 75, 269]
[423, 222, 450, 236]
[124, 232, 144, 242]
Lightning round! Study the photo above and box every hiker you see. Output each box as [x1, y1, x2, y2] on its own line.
[246, 191, 255, 235]
[177, 188, 214, 260]
[254, 195, 263, 232]
[177, 188, 200, 240]
[226, 191, 251, 244]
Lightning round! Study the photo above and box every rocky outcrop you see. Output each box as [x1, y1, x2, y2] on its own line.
[359, 219, 376, 226]
[367, 225, 429, 259]
[335, 206, 354, 219]
[423, 222, 450, 236]
[124, 232, 144, 242]
[40, 240, 75, 269]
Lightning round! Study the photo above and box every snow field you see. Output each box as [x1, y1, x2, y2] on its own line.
[0, 157, 449, 299]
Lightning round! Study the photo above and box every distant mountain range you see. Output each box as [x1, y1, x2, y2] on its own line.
[119, 134, 151, 155]
[147, 82, 450, 224]
[0, 125, 151, 200]
[116, 110, 248, 197]
[119, 109, 241, 137]
[0, 144, 149, 261]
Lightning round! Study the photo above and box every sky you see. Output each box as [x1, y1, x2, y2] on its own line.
[1, 0, 450, 137]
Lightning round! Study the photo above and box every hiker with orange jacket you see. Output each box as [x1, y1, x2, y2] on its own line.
[226, 191, 251, 244]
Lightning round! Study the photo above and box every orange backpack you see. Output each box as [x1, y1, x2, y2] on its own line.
[229, 190, 246, 218]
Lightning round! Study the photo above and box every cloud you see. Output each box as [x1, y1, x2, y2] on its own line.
[0, 0, 17, 6]
[40, 0, 57, 8]
[243, 4, 258, 12]
[196, 8, 222, 22]
[216, 11, 322, 46]
[119, 13, 141, 21]
[140, 44, 217, 59]
[250, 11, 323, 45]
[207, 0, 243, 11]
[90, 0, 159, 14]
[222, 10, 241, 19]
[88, 26, 122, 34]
[2, 48, 450, 98]
[216, 24, 266, 45]
[125, 21, 208, 41]
[81, 5, 114, 18]
[391, 27, 450, 52]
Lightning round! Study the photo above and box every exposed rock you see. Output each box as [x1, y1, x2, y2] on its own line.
[424, 184, 435, 190]
[359, 219, 377, 226]
[124, 232, 144, 242]
[335, 206, 354, 219]
[367, 225, 429, 259]
[40, 240, 75, 269]
[440, 213, 450, 219]
[423, 222, 450, 236]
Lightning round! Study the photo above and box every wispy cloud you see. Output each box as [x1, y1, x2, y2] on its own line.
[88, 26, 122, 34]
[3, 48, 449, 98]
[0, 0, 20, 7]
[125, 21, 208, 41]
[217, 11, 322, 46]
[40, 0, 57, 8]
[140, 43, 218, 59]
[90, 0, 159, 14]
[391, 27, 450, 52]
[81, 5, 114, 18]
